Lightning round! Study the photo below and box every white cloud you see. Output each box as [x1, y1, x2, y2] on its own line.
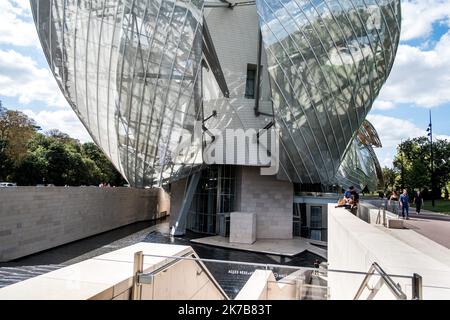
[367, 114, 425, 168]
[367, 114, 424, 148]
[377, 30, 450, 108]
[436, 134, 450, 141]
[23, 109, 91, 143]
[0, 49, 68, 107]
[401, 0, 450, 41]
[370, 1, 450, 169]
[373, 100, 395, 110]
[0, 1, 40, 48]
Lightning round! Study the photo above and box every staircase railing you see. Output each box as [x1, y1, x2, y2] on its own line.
[354, 262, 422, 300]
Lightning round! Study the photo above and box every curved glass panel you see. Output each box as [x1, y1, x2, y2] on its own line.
[336, 120, 383, 192]
[255, 0, 401, 184]
[30, 0, 205, 187]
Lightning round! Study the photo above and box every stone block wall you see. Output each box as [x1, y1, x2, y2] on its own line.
[0, 187, 168, 262]
[237, 166, 293, 239]
[230, 212, 256, 244]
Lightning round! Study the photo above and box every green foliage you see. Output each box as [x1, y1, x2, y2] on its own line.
[0, 106, 40, 167]
[0, 138, 14, 181]
[423, 200, 450, 215]
[0, 101, 126, 186]
[392, 137, 450, 199]
[382, 167, 397, 191]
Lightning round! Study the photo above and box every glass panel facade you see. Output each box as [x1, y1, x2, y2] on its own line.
[255, 0, 401, 185]
[293, 202, 308, 237]
[30, 0, 205, 188]
[310, 206, 322, 229]
[310, 229, 322, 241]
[186, 165, 236, 234]
[336, 120, 383, 192]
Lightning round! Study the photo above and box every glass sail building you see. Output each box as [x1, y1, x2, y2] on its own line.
[31, 0, 401, 238]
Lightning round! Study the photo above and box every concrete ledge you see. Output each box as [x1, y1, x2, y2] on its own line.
[0, 243, 190, 299]
[0, 243, 227, 300]
[387, 218, 404, 229]
[235, 270, 273, 300]
[328, 204, 450, 300]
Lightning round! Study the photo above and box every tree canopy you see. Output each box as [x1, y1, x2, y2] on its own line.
[383, 136, 450, 199]
[0, 101, 126, 186]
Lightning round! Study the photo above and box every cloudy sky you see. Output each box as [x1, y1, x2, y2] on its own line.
[0, 0, 449, 168]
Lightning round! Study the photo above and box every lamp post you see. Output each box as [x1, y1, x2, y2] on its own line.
[400, 139, 405, 190]
[427, 110, 435, 208]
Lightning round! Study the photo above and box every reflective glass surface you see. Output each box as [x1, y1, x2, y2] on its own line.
[336, 120, 383, 192]
[31, 0, 400, 190]
[256, 0, 401, 184]
[31, 0, 205, 187]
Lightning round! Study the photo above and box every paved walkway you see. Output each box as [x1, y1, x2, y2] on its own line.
[402, 209, 450, 249]
[363, 198, 450, 249]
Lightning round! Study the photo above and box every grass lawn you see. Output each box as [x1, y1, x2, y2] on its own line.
[423, 200, 450, 215]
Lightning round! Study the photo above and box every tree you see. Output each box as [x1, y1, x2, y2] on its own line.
[1, 101, 125, 186]
[382, 167, 398, 191]
[14, 149, 48, 186]
[0, 106, 40, 165]
[0, 138, 13, 181]
[82, 142, 126, 186]
[393, 137, 450, 199]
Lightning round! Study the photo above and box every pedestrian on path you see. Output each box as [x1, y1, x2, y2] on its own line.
[400, 189, 410, 220]
[389, 190, 399, 217]
[414, 191, 424, 214]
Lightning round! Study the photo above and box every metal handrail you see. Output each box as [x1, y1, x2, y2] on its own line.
[141, 253, 412, 279]
[133, 252, 421, 300]
[354, 262, 409, 300]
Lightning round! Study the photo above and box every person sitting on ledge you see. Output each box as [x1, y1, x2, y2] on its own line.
[350, 188, 360, 215]
[335, 186, 354, 209]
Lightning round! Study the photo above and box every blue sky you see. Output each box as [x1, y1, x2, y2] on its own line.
[0, 0, 449, 168]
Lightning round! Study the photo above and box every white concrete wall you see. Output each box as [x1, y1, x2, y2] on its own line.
[328, 204, 450, 300]
[141, 256, 227, 300]
[203, 5, 275, 167]
[236, 269, 307, 300]
[0, 243, 227, 300]
[0, 187, 168, 262]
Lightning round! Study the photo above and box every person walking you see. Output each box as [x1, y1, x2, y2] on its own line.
[414, 191, 424, 215]
[399, 189, 410, 220]
[389, 190, 399, 217]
